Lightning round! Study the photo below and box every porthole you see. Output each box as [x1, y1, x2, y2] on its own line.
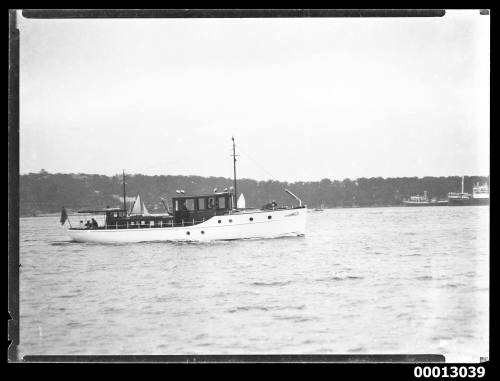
[229, 219, 233, 223]
[249, 217, 254, 221]
[268, 215, 272, 220]
[186, 231, 190, 235]
[201, 231, 205, 234]
[218, 220, 221, 224]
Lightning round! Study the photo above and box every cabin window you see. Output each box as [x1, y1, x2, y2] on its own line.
[176, 199, 193, 211]
[208, 197, 216, 209]
[113, 212, 118, 218]
[141, 220, 145, 225]
[218, 196, 226, 209]
[198, 198, 206, 210]
[185, 199, 195, 211]
[150, 221, 154, 226]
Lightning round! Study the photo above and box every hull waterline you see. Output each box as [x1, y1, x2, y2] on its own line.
[403, 201, 449, 207]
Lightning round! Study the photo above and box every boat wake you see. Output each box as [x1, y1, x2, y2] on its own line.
[316, 272, 364, 281]
[227, 304, 306, 313]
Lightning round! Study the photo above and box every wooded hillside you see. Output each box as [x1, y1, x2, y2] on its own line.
[19, 170, 489, 216]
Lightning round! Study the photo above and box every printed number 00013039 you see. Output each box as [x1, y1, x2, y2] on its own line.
[414, 366, 485, 378]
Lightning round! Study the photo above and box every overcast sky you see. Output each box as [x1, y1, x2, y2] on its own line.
[18, 10, 489, 182]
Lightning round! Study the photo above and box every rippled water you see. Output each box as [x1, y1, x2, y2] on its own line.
[18, 206, 489, 361]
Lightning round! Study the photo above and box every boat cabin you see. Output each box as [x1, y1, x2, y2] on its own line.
[172, 191, 234, 224]
[78, 207, 127, 222]
[76, 191, 235, 229]
[78, 207, 173, 229]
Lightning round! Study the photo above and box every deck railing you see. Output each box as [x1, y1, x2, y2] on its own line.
[75, 218, 206, 230]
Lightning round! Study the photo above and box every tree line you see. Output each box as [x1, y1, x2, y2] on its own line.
[19, 170, 489, 216]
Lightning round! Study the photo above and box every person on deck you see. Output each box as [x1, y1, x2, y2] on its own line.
[91, 218, 98, 229]
[85, 220, 91, 229]
[262, 201, 273, 209]
[208, 198, 215, 209]
[79, 220, 84, 229]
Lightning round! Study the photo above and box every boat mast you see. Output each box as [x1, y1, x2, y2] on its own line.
[122, 170, 127, 214]
[232, 137, 238, 209]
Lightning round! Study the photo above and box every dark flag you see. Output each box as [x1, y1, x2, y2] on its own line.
[60, 207, 68, 225]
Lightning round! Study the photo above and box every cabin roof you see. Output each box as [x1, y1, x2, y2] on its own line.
[172, 191, 232, 200]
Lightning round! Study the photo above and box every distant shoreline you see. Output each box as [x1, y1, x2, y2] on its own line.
[20, 203, 490, 218]
[19, 172, 489, 218]
[19, 203, 437, 218]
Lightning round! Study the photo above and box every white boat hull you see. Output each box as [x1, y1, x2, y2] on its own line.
[66, 207, 307, 243]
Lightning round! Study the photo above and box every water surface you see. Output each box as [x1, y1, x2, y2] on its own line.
[19, 206, 489, 361]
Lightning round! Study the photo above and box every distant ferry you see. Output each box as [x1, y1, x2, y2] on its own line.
[448, 176, 489, 206]
[403, 191, 448, 207]
[61, 138, 307, 243]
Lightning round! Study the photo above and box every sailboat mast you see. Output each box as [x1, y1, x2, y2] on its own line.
[122, 170, 127, 214]
[232, 137, 238, 209]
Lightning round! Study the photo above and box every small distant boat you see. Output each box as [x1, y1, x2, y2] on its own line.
[403, 191, 448, 207]
[237, 193, 246, 209]
[448, 176, 489, 206]
[313, 203, 325, 212]
[128, 194, 150, 216]
[472, 182, 490, 205]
